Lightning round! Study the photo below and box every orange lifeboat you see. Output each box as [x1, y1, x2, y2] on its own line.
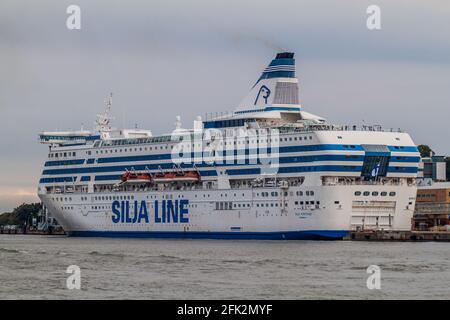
[153, 172, 174, 183]
[152, 170, 200, 183]
[121, 171, 152, 184]
[176, 171, 201, 182]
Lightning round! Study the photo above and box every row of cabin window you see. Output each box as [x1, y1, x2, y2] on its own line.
[90, 138, 285, 156]
[94, 145, 173, 155]
[215, 136, 313, 144]
[86, 193, 213, 200]
[256, 191, 315, 197]
[146, 194, 187, 199]
[215, 202, 289, 210]
[89, 203, 199, 210]
[94, 195, 134, 201]
[48, 136, 312, 158]
[294, 201, 320, 206]
[53, 197, 72, 201]
[95, 132, 314, 147]
[91, 194, 209, 201]
[256, 202, 288, 208]
[296, 191, 315, 196]
[56, 190, 317, 202]
[65, 135, 317, 158]
[354, 191, 396, 197]
[146, 194, 188, 199]
[49, 152, 76, 158]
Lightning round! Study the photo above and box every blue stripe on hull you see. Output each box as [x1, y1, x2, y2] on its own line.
[44, 144, 419, 167]
[66, 230, 348, 240]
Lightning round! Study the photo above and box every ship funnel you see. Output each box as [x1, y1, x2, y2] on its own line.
[237, 52, 299, 110]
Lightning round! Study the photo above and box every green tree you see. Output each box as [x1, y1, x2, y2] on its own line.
[0, 203, 42, 226]
[417, 145, 432, 158]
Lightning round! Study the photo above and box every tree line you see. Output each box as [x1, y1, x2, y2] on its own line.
[0, 203, 42, 226]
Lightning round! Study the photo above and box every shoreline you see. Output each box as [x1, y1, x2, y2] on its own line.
[1, 229, 450, 241]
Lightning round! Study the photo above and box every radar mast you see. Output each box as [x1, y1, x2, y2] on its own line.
[96, 93, 115, 138]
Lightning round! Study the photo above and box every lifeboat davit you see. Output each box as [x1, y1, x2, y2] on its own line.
[121, 171, 152, 184]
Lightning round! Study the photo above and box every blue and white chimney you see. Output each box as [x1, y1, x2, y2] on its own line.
[238, 52, 300, 110]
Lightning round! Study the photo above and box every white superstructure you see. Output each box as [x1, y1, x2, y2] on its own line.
[37, 52, 420, 239]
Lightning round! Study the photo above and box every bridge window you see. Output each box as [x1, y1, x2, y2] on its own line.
[361, 155, 390, 180]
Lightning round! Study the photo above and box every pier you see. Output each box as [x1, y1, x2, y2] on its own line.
[0, 226, 65, 236]
[346, 230, 450, 242]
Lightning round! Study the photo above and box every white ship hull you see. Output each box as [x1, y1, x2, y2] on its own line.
[39, 181, 416, 240]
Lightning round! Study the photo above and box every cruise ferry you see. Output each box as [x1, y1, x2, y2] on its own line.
[37, 52, 420, 240]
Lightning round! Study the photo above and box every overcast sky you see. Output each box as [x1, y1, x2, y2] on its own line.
[0, 0, 449, 212]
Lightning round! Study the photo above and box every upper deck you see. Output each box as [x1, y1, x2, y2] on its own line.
[38, 52, 420, 191]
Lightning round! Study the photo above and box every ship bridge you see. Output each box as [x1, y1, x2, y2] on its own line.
[39, 131, 100, 146]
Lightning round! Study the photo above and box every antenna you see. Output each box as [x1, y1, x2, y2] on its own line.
[175, 115, 182, 130]
[96, 92, 115, 136]
[107, 92, 112, 108]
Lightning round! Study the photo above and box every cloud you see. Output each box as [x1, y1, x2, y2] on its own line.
[0, 187, 39, 212]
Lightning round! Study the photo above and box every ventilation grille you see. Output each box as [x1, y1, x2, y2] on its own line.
[273, 82, 299, 104]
